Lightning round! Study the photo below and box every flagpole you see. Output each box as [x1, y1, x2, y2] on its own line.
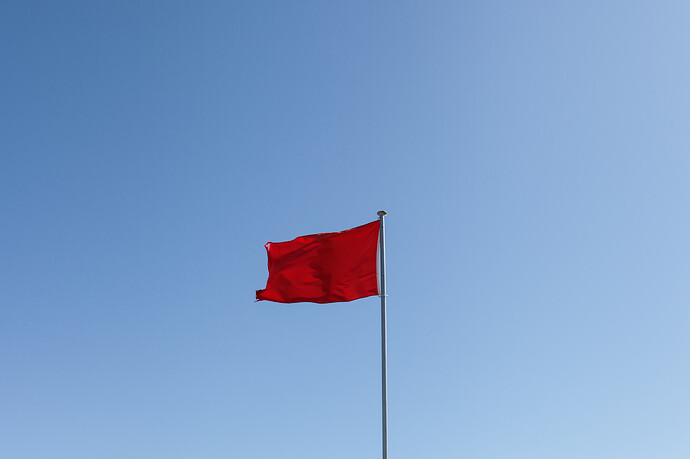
[377, 210, 388, 459]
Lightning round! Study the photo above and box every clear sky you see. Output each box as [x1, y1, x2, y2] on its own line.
[2, 1, 689, 458]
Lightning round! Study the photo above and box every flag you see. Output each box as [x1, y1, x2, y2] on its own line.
[256, 220, 380, 303]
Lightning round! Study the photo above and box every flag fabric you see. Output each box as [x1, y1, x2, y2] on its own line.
[256, 220, 380, 304]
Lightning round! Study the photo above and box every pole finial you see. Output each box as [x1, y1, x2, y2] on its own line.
[377, 210, 387, 216]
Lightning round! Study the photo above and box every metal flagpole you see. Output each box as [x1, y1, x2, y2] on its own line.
[377, 210, 388, 459]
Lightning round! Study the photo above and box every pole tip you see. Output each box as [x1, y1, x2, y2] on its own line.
[377, 210, 387, 216]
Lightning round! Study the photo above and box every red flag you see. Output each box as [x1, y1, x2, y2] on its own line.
[256, 220, 380, 303]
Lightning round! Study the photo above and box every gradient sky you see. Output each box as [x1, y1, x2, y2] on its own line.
[2, 1, 690, 458]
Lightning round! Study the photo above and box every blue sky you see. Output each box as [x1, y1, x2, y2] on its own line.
[2, 1, 689, 458]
